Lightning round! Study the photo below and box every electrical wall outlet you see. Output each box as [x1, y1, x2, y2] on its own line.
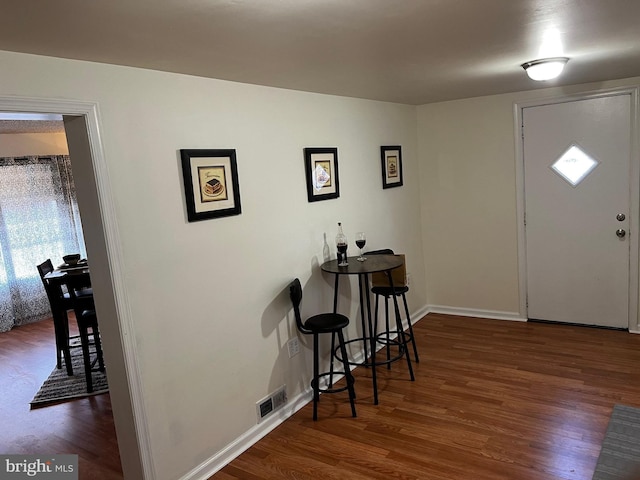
[287, 337, 300, 358]
[406, 272, 412, 287]
[256, 385, 287, 422]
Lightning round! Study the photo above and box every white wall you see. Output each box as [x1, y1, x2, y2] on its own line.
[417, 77, 640, 321]
[0, 132, 68, 156]
[0, 50, 425, 479]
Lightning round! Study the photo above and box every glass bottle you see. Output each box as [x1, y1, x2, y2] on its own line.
[336, 222, 348, 266]
[323, 233, 330, 262]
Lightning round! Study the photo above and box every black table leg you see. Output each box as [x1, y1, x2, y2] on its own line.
[357, 274, 369, 363]
[51, 296, 73, 376]
[332, 274, 340, 313]
[361, 273, 379, 404]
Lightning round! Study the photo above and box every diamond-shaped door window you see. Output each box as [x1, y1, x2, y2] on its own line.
[550, 144, 599, 187]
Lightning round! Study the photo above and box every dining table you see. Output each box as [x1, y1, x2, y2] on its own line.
[321, 254, 415, 405]
[43, 259, 90, 284]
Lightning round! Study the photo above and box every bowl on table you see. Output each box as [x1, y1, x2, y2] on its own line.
[62, 254, 81, 266]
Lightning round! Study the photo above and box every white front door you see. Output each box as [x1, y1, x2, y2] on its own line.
[523, 93, 632, 328]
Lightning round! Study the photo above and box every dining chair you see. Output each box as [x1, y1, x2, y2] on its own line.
[367, 250, 420, 367]
[289, 278, 357, 421]
[37, 259, 76, 375]
[60, 273, 105, 393]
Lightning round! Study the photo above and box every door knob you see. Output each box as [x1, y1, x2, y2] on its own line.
[616, 228, 626, 238]
[617, 213, 626, 221]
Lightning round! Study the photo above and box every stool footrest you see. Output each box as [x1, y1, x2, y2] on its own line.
[312, 371, 353, 394]
[334, 337, 407, 367]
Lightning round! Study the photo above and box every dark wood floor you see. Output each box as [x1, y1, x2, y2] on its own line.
[8, 314, 639, 480]
[0, 318, 123, 479]
[213, 313, 640, 480]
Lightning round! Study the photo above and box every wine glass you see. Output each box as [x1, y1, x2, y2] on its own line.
[355, 232, 367, 261]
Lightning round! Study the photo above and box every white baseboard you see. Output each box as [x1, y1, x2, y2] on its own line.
[426, 304, 526, 322]
[180, 388, 313, 480]
[409, 305, 431, 325]
[181, 303, 520, 479]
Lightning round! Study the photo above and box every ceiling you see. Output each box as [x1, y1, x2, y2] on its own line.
[1, 0, 640, 107]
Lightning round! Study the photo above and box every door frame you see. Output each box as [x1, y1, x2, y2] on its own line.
[0, 96, 153, 478]
[513, 86, 640, 331]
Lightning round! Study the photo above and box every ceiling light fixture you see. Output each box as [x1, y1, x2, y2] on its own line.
[521, 57, 569, 81]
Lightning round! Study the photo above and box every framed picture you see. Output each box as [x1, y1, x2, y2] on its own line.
[180, 149, 242, 222]
[381, 145, 403, 189]
[304, 147, 340, 202]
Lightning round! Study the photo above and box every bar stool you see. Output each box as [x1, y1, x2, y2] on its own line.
[289, 278, 357, 421]
[368, 251, 420, 368]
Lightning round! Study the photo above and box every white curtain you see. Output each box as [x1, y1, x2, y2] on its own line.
[0, 155, 86, 332]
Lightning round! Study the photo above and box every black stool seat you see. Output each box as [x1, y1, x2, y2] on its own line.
[304, 313, 350, 332]
[371, 285, 409, 296]
[289, 278, 357, 421]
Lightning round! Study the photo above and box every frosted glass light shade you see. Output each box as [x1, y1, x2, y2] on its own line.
[522, 57, 569, 81]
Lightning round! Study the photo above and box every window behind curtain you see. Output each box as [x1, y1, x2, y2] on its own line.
[0, 155, 86, 332]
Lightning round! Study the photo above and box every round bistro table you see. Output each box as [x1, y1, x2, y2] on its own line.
[321, 254, 415, 405]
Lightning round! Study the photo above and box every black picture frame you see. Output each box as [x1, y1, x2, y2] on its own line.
[304, 147, 340, 202]
[381, 145, 403, 189]
[180, 149, 242, 222]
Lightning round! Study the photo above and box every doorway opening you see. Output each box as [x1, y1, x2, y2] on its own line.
[0, 98, 147, 479]
[0, 110, 122, 474]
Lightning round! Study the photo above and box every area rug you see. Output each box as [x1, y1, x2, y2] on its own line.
[592, 404, 640, 479]
[30, 347, 108, 408]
